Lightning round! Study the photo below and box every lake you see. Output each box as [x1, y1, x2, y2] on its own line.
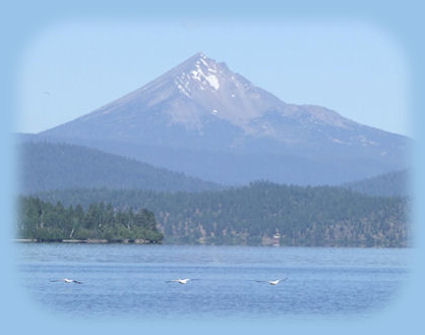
[16, 244, 409, 321]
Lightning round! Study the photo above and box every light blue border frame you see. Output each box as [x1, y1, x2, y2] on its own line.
[1, 1, 424, 334]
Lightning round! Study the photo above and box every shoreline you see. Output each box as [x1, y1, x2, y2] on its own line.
[12, 239, 407, 248]
[13, 238, 160, 244]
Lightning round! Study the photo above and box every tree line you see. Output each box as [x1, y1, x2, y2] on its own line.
[32, 181, 409, 247]
[16, 196, 163, 243]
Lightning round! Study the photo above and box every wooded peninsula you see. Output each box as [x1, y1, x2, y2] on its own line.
[17, 197, 163, 243]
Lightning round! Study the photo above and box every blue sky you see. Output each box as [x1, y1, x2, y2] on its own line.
[17, 19, 410, 136]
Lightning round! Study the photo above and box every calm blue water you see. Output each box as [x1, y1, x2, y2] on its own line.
[16, 244, 409, 320]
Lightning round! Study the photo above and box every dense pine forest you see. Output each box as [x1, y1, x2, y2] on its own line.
[32, 182, 409, 247]
[16, 197, 163, 243]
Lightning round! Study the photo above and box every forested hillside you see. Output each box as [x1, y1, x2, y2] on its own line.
[18, 141, 222, 193]
[343, 170, 409, 197]
[34, 182, 409, 247]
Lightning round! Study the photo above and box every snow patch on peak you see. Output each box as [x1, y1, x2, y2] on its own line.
[174, 75, 191, 97]
[200, 58, 209, 67]
[190, 61, 220, 90]
[205, 74, 220, 90]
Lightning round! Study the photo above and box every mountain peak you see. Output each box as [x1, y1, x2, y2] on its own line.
[44, 53, 359, 136]
[190, 51, 208, 60]
[38, 54, 409, 186]
[173, 52, 223, 94]
[178, 52, 217, 70]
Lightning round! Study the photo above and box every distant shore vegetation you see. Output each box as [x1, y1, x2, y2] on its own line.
[16, 197, 163, 243]
[28, 181, 409, 248]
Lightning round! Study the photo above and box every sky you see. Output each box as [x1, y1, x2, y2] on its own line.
[17, 18, 410, 136]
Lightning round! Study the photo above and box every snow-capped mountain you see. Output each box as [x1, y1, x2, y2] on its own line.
[37, 52, 410, 185]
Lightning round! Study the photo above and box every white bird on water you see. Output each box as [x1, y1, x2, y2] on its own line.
[50, 278, 83, 284]
[255, 278, 288, 285]
[166, 278, 194, 284]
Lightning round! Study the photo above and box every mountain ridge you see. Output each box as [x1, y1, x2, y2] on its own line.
[18, 141, 222, 194]
[36, 52, 410, 185]
[343, 169, 409, 197]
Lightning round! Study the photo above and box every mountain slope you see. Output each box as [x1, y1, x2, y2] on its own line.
[37, 52, 410, 185]
[18, 141, 222, 194]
